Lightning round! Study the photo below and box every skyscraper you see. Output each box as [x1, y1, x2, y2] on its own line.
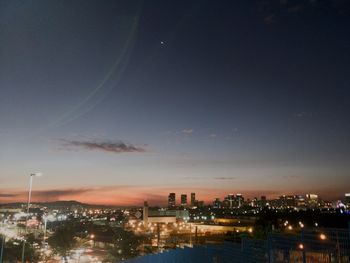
[225, 194, 235, 209]
[181, 194, 187, 207]
[213, 198, 221, 208]
[191, 193, 196, 207]
[168, 193, 176, 207]
[345, 193, 350, 206]
[236, 193, 243, 208]
[143, 201, 149, 224]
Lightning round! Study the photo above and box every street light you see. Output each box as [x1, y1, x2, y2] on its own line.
[0, 221, 5, 263]
[21, 172, 42, 263]
[320, 233, 327, 240]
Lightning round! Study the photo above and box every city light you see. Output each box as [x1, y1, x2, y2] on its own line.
[320, 233, 327, 240]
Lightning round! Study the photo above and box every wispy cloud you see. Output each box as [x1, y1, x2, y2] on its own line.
[213, 176, 236, 180]
[33, 188, 91, 199]
[293, 112, 315, 118]
[181, 129, 194, 134]
[61, 139, 146, 153]
[182, 176, 236, 181]
[0, 186, 133, 203]
[0, 193, 18, 198]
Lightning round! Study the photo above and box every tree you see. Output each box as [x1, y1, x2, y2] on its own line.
[104, 228, 147, 262]
[48, 224, 77, 263]
[1, 239, 41, 262]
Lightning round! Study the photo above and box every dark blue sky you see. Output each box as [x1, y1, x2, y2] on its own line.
[1, 0, 349, 204]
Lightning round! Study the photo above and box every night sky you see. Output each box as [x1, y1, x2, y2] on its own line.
[1, 0, 350, 205]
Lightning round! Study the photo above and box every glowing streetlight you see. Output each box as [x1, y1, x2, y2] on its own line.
[298, 243, 304, 250]
[21, 172, 42, 263]
[320, 233, 327, 240]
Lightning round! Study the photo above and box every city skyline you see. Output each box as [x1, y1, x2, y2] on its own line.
[1, 0, 350, 205]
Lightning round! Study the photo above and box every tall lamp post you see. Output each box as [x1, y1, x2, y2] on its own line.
[0, 221, 5, 263]
[21, 172, 42, 263]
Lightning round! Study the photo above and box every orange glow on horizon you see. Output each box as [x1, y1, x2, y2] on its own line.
[0, 185, 327, 206]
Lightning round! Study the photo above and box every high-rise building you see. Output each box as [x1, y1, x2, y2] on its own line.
[236, 194, 244, 208]
[213, 198, 221, 208]
[225, 194, 235, 209]
[143, 201, 149, 224]
[168, 193, 176, 207]
[345, 193, 350, 206]
[296, 195, 305, 207]
[197, 200, 204, 208]
[191, 193, 196, 207]
[181, 194, 187, 207]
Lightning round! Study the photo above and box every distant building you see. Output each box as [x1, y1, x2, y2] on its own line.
[345, 193, 350, 207]
[306, 194, 319, 208]
[143, 201, 149, 224]
[236, 194, 244, 208]
[197, 200, 204, 208]
[251, 197, 258, 207]
[181, 194, 187, 207]
[225, 194, 235, 209]
[149, 209, 189, 220]
[147, 216, 176, 224]
[168, 193, 176, 207]
[296, 195, 306, 207]
[213, 198, 221, 209]
[279, 195, 296, 208]
[191, 193, 196, 207]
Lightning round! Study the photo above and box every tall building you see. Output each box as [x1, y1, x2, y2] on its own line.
[143, 201, 149, 224]
[168, 193, 176, 207]
[225, 194, 235, 209]
[345, 193, 350, 206]
[191, 193, 196, 207]
[260, 196, 267, 207]
[181, 194, 187, 207]
[236, 194, 244, 208]
[213, 198, 221, 208]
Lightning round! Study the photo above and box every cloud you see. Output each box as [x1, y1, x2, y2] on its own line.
[209, 134, 217, 138]
[181, 176, 236, 181]
[0, 186, 138, 204]
[181, 129, 194, 134]
[213, 177, 236, 180]
[61, 139, 146, 153]
[294, 112, 307, 117]
[33, 188, 91, 199]
[0, 193, 18, 198]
